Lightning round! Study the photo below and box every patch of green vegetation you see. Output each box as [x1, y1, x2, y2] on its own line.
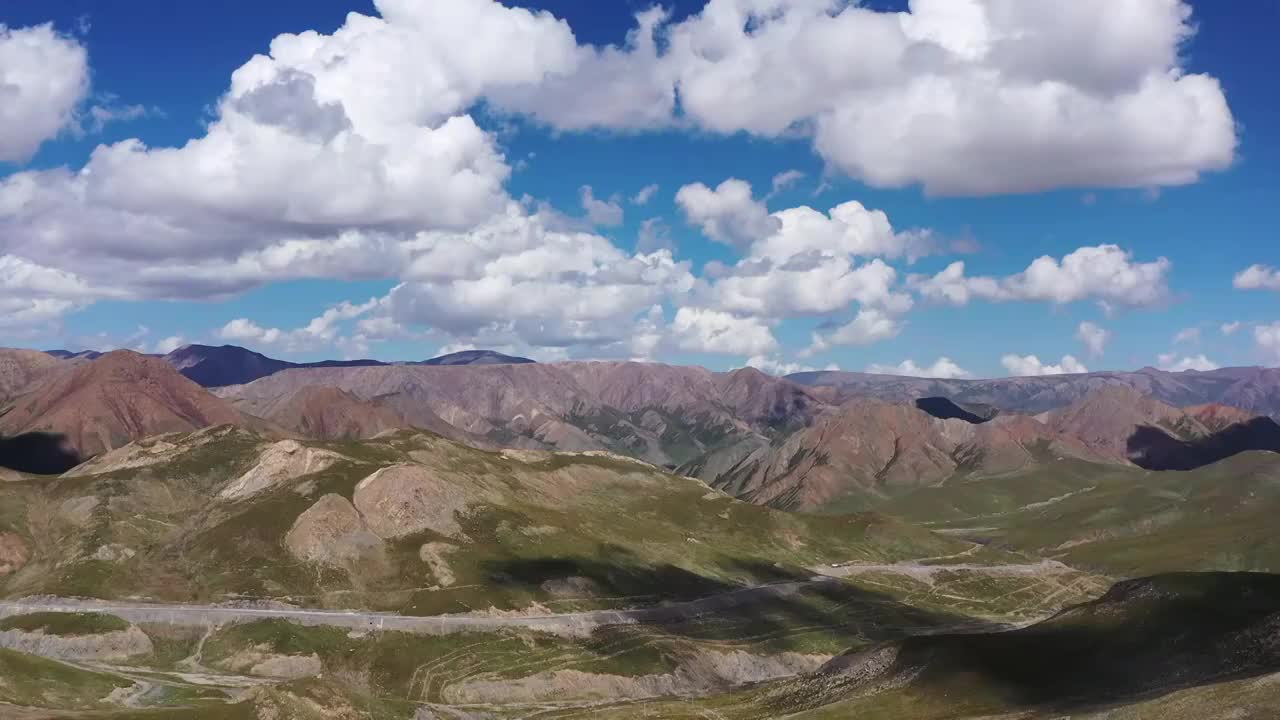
[881, 452, 1280, 578]
[0, 646, 132, 709]
[0, 610, 130, 635]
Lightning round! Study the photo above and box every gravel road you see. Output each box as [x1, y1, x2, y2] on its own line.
[0, 577, 835, 638]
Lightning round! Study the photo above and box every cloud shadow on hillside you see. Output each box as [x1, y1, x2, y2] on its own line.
[1128, 418, 1280, 471]
[482, 548, 987, 657]
[841, 571, 1280, 714]
[0, 432, 82, 474]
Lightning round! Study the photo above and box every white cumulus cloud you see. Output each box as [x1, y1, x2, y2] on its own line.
[913, 245, 1170, 308]
[502, 0, 1235, 195]
[580, 185, 624, 227]
[632, 184, 660, 205]
[1255, 323, 1280, 363]
[0, 23, 89, 163]
[1157, 352, 1219, 372]
[1234, 264, 1280, 291]
[676, 178, 780, 249]
[1075, 321, 1111, 357]
[868, 357, 973, 379]
[669, 307, 777, 356]
[1001, 354, 1089, 376]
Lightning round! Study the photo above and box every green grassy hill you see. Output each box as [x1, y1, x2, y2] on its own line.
[877, 451, 1280, 577]
[0, 427, 986, 615]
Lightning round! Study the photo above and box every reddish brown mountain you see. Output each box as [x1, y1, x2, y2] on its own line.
[233, 385, 410, 440]
[688, 398, 1100, 511]
[1044, 386, 1203, 464]
[0, 349, 67, 405]
[1184, 403, 1257, 432]
[0, 350, 246, 464]
[216, 361, 824, 467]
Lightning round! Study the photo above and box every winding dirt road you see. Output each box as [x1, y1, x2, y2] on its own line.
[0, 577, 837, 638]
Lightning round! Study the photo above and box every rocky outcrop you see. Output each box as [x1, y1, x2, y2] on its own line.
[220, 646, 324, 679]
[0, 625, 153, 661]
[352, 464, 490, 541]
[444, 650, 829, 704]
[0, 532, 30, 575]
[0, 348, 66, 404]
[219, 440, 345, 501]
[284, 494, 386, 571]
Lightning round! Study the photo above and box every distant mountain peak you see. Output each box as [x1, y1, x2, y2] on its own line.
[416, 349, 535, 366]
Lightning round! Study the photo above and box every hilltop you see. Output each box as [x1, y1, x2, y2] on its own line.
[0, 350, 248, 467]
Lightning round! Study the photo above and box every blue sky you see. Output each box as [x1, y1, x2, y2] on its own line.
[1, 0, 1277, 377]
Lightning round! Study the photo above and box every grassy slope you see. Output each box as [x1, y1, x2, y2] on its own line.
[0, 427, 1121, 717]
[877, 451, 1280, 577]
[0, 647, 134, 710]
[538, 572, 1280, 720]
[1, 429, 978, 615]
[0, 611, 129, 635]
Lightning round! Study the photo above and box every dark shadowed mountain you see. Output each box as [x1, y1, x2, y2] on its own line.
[914, 397, 998, 423]
[43, 349, 103, 360]
[410, 349, 535, 366]
[164, 344, 387, 387]
[788, 366, 1280, 419]
[164, 344, 298, 387]
[162, 345, 533, 387]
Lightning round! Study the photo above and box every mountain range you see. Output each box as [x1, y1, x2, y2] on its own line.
[3, 344, 1280, 718]
[158, 344, 534, 387]
[789, 366, 1280, 420]
[4, 345, 1280, 511]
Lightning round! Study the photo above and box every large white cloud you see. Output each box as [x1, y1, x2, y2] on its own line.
[705, 256, 910, 318]
[1157, 352, 1218, 372]
[808, 308, 904, 354]
[382, 204, 695, 352]
[1001, 353, 1088, 376]
[868, 357, 973, 379]
[912, 245, 1171, 308]
[0, 24, 89, 163]
[505, 0, 1235, 195]
[669, 307, 777, 356]
[0, 0, 1238, 358]
[0, 0, 582, 313]
[219, 298, 379, 354]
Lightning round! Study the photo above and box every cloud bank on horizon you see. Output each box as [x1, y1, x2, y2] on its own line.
[0, 0, 1274, 376]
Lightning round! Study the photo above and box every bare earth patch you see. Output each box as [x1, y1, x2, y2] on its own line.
[285, 494, 387, 572]
[219, 440, 346, 501]
[0, 625, 153, 661]
[353, 464, 490, 541]
[418, 542, 458, 587]
[0, 532, 30, 575]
